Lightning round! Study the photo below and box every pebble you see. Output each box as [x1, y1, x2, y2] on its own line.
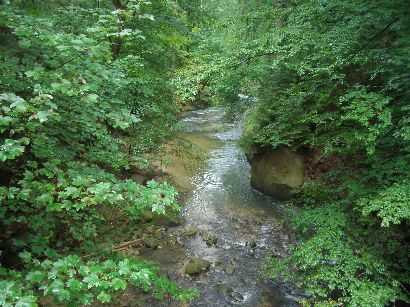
[225, 265, 235, 275]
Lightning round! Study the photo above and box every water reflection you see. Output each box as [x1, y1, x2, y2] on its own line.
[150, 108, 300, 306]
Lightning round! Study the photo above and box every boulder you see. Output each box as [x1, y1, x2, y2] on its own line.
[248, 146, 304, 200]
[184, 257, 211, 275]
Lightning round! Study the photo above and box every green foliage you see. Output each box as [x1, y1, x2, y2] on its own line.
[1, 254, 197, 306]
[1, 160, 179, 248]
[0, 0, 200, 305]
[359, 179, 410, 227]
[262, 149, 410, 305]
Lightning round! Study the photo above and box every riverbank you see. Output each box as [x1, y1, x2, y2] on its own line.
[105, 109, 303, 306]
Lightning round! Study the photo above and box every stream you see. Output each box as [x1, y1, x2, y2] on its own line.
[137, 108, 300, 306]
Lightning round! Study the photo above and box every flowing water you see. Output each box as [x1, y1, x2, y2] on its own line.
[138, 108, 300, 306]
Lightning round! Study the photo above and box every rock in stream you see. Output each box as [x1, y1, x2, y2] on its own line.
[184, 257, 211, 275]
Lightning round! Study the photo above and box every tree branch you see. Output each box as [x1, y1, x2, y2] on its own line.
[353, 17, 399, 57]
[231, 51, 276, 67]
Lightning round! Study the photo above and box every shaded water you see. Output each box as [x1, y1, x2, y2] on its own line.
[141, 109, 300, 306]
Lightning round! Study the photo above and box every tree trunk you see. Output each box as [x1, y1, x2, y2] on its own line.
[111, 0, 125, 60]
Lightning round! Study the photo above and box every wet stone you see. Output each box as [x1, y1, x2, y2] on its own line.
[184, 257, 211, 275]
[216, 283, 233, 296]
[225, 264, 235, 275]
[203, 234, 218, 246]
[182, 226, 198, 237]
[230, 291, 244, 303]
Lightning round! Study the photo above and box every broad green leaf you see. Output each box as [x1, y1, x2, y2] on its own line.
[111, 278, 127, 290]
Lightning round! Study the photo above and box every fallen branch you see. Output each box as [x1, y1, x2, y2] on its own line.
[82, 235, 147, 259]
[112, 235, 147, 251]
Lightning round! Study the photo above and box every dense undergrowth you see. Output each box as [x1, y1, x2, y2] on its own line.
[0, 0, 204, 305]
[177, 0, 410, 305]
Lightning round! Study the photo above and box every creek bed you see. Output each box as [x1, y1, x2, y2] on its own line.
[139, 108, 301, 306]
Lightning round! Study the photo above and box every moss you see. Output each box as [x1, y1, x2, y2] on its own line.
[184, 257, 211, 275]
[144, 237, 160, 249]
[202, 234, 218, 246]
[249, 146, 304, 200]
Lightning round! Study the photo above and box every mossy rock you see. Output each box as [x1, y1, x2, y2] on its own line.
[203, 234, 218, 246]
[184, 257, 211, 275]
[140, 209, 153, 223]
[152, 212, 180, 227]
[225, 264, 235, 275]
[240, 121, 259, 158]
[182, 226, 199, 237]
[144, 237, 159, 249]
[155, 231, 164, 240]
[248, 146, 304, 200]
[216, 283, 234, 295]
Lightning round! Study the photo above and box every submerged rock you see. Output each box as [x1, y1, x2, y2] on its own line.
[231, 291, 245, 303]
[248, 146, 304, 200]
[216, 283, 233, 295]
[225, 264, 235, 275]
[202, 234, 218, 246]
[144, 237, 159, 249]
[182, 226, 199, 237]
[184, 257, 211, 275]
